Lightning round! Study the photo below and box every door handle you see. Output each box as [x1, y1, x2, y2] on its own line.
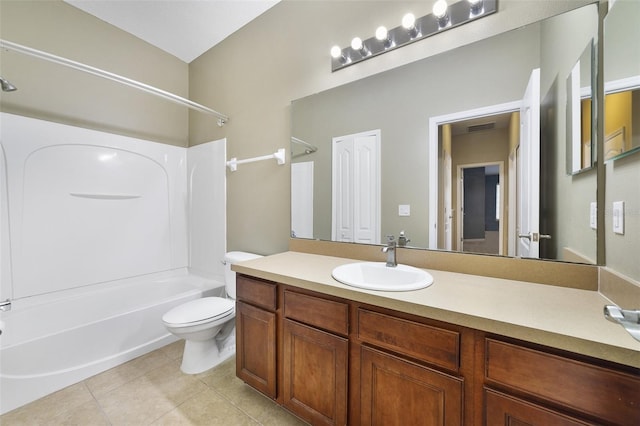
[519, 232, 552, 242]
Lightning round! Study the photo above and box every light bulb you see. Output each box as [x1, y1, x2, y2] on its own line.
[351, 37, 363, 51]
[330, 45, 342, 59]
[401, 13, 416, 30]
[375, 26, 388, 41]
[375, 25, 392, 48]
[468, 0, 483, 14]
[433, 0, 448, 19]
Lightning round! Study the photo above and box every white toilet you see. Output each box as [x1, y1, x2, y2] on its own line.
[162, 251, 262, 374]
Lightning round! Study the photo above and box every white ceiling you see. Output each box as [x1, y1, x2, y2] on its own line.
[64, 0, 280, 63]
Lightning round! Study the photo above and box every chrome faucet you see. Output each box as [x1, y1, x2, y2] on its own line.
[381, 235, 397, 267]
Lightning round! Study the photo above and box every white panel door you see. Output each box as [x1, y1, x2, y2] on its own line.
[353, 134, 380, 244]
[332, 130, 380, 244]
[332, 138, 353, 242]
[518, 68, 541, 258]
[291, 161, 314, 239]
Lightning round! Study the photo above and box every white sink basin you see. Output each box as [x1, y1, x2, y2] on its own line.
[331, 262, 434, 291]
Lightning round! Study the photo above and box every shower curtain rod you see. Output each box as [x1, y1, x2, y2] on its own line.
[0, 39, 229, 125]
[291, 136, 318, 153]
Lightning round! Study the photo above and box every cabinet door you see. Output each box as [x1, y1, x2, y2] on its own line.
[236, 301, 277, 398]
[360, 345, 463, 425]
[485, 389, 592, 425]
[485, 338, 640, 424]
[283, 319, 348, 426]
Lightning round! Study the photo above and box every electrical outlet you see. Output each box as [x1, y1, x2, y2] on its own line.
[590, 202, 597, 230]
[398, 204, 411, 216]
[613, 201, 624, 235]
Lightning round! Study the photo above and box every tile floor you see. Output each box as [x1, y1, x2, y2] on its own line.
[1, 341, 308, 425]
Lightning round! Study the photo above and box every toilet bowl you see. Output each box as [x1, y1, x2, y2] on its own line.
[162, 251, 262, 374]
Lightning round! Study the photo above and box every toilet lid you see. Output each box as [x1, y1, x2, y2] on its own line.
[162, 297, 234, 325]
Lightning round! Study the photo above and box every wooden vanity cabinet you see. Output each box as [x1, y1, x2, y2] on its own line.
[484, 389, 593, 426]
[352, 306, 469, 425]
[235, 275, 278, 398]
[234, 273, 640, 426]
[282, 289, 349, 426]
[483, 337, 640, 426]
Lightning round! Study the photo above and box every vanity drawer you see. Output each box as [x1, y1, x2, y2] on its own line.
[236, 275, 277, 311]
[284, 290, 349, 336]
[485, 338, 640, 425]
[485, 389, 591, 425]
[356, 308, 460, 371]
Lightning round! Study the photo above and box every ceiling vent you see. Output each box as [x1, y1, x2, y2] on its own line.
[467, 122, 496, 133]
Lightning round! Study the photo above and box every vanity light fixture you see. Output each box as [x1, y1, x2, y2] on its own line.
[351, 37, 370, 57]
[330, 0, 497, 72]
[433, 0, 450, 29]
[330, 45, 349, 64]
[402, 13, 420, 39]
[375, 26, 393, 48]
[468, 0, 484, 15]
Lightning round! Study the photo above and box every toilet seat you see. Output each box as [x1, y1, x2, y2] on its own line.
[162, 297, 234, 327]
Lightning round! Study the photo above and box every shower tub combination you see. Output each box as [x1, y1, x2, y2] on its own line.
[0, 113, 227, 414]
[0, 271, 220, 414]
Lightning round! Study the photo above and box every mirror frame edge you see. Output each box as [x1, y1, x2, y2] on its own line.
[596, 0, 607, 267]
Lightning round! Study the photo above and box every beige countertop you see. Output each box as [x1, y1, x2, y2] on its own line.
[233, 251, 640, 368]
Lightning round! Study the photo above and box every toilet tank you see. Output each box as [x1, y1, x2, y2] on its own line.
[223, 251, 263, 299]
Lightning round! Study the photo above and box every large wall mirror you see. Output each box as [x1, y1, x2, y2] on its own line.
[603, 0, 640, 162]
[291, 3, 600, 265]
[603, 0, 640, 282]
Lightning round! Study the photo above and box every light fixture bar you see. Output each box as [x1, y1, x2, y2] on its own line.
[0, 39, 229, 124]
[331, 0, 497, 72]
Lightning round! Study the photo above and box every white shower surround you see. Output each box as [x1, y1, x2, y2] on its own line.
[0, 113, 227, 414]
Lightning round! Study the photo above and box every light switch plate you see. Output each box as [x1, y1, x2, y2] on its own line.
[613, 201, 624, 235]
[590, 202, 597, 230]
[398, 204, 411, 216]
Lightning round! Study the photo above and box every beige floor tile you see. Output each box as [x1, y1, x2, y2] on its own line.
[196, 357, 235, 383]
[254, 404, 309, 426]
[96, 360, 208, 425]
[96, 375, 179, 425]
[144, 359, 209, 404]
[230, 388, 308, 426]
[199, 365, 254, 405]
[152, 388, 258, 426]
[0, 382, 93, 425]
[85, 349, 173, 397]
[2, 344, 308, 426]
[41, 399, 110, 426]
[201, 366, 307, 426]
[158, 340, 184, 361]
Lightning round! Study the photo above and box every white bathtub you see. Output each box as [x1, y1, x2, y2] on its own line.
[0, 113, 228, 414]
[0, 269, 223, 414]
